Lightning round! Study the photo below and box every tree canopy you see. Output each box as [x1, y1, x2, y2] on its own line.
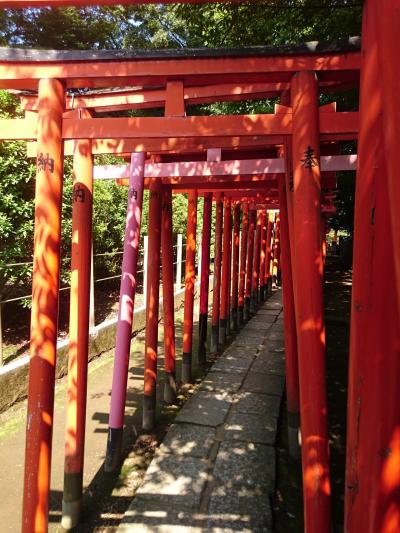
[0, 1, 362, 302]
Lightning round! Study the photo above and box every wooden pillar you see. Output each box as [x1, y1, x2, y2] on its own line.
[291, 70, 330, 533]
[378, 0, 400, 320]
[106, 153, 145, 468]
[265, 213, 274, 296]
[272, 214, 281, 287]
[231, 202, 241, 330]
[22, 78, 65, 533]
[211, 193, 223, 353]
[198, 192, 212, 367]
[161, 187, 177, 403]
[320, 214, 327, 269]
[226, 207, 233, 338]
[251, 210, 262, 312]
[238, 203, 248, 326]
[345, 3, 400, 531]
[181, 190, 198, 383]
[219, 198, 232, 346]
[278, 174, 300, 459]
[259, 210, 268, 302]
[143, 179, 162, 431]
[244, 209, 256, 320]
[62, 133, 94, 529]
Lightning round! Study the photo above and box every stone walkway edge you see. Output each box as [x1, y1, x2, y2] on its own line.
[118, 291, 285, 533]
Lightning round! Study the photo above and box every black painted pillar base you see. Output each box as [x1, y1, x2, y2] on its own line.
[198, 312, 208, 367]
[164, 372, 177, 404]
[62, 471, 83, 530]
[243, 297, 251, 321]
[231, 307, 238, 331]
[210, 325, 219, 353]
[104, 426, 123, 473]
[142, 394, 156, 432]
[237, 306, 244, 327]
[287, 411, 301, 460]
[181, 351, 192, 384]
[250, 291, 257, 314]
[218, 318, 227, 346]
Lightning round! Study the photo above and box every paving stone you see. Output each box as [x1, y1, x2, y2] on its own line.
[135, 453, 209, 509]
[230, 336, 264, 348]
[232, 391, 281, 416]
[208, 486, 273, 532]
[241, 324, 273, 336]
[159, 424, 215, 458]
[261, 301, 282, 310]
[211, 355, 253, 375]
[242, 371, 285, 397]
[118, 501, 203, 532]
[251, 353, 286, 376]
[248, 315, 278, 326]
[176, 391, 231, 427]
[223, 345, 258, 359]
[255, 309, 281, 316]
[223, 411, 278, 445]
[199, 371, 244, 393]
[260, 342, 285, 356]
[213, 441, 275, 493]
[234, 328, 268, 339]
[266, 331, 285, 342]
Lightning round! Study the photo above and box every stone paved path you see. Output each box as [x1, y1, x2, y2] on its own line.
[118, 291, 285, 532]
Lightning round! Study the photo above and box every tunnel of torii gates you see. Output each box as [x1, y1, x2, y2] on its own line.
[0, 2, 399, 529]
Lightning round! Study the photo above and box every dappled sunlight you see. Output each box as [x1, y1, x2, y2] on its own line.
[381, 427, 400, 494]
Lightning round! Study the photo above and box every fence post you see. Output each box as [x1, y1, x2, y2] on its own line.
[89, 243, 95, 330]
[176, 233, 183, 290]
[0, 303, 3, 366]
[143, 235, 149, 303]
[197, 234, 202, 281]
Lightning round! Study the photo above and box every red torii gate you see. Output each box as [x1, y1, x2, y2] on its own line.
[2, 21, 398, 533]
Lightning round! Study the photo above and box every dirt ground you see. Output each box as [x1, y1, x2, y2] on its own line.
[0, 294, 217, 532]
[1, 281, 142, 365]
[273, 255, 352, 533]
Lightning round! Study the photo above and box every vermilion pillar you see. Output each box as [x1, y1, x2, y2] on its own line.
[62, 135, 94, 529]
[244, 210, 256, 320]
[378, 0, 400, 319]
[345, 3, 400, 531]
[231, 202, 241, 330]
[106, 153, 145, 468]
[321, 215, 327, 268]
[143, 179, 162, 431]
[211, 193, 223, 353]
[198, 192, 212, 367]
[272, 214, 281, 287]
[259, 210, 267, 302]
[291, 71, 330, 533]
[265, 213, 274, 296]
[22, 78, 65, 533]
[238, 203, 248, 327]
[219, 198, 232, 346]
[161, 187, 177, 404]
[182, 190, 198, 383]
[251, 210, 262, 312]
[278, 173, 300, 459]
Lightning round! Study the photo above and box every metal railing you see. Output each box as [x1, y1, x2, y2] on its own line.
[0, 233, 200, 366]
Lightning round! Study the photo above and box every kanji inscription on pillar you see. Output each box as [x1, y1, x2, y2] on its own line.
[301, 145, 318, 171]
[37, 152, 55, 173]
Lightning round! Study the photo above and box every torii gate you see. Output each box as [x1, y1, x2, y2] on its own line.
[0, 41, 359, 533]
[2, 12, 399, 531]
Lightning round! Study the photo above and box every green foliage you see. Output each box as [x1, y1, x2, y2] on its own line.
[0, 91, 35, 299]
[0, 1, 362, 303]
